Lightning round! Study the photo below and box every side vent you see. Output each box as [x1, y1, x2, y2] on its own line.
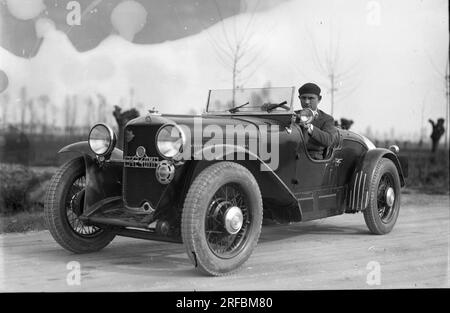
[348, 171, 368, 212]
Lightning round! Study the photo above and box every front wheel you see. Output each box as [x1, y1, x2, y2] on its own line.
[363, 158, 401, 235]
[182, 162, 263, 276]
[44, 157, 115, 253]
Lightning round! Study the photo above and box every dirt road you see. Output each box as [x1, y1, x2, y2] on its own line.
[0, 192, 448, 291]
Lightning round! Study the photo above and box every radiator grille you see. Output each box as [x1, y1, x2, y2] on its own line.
[123, 124, 165, 208]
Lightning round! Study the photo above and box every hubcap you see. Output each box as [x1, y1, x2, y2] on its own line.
[205, 183, 250, 259]
[224, 206, 243, 234]
[385, 187, 395, 207]
[377, 173, 397, 224]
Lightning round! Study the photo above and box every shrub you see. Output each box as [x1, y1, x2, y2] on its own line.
[0, 164, 53, 214]
[401, 149, 449, 194]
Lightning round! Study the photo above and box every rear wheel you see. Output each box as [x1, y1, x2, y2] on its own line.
[363, 158, 401, 234]
[182, 162, 263, 276]
[44, 157, 115, 253]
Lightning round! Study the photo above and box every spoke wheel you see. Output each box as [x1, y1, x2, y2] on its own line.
[363, 158, 401, 235]
[65, 175, 101, 237]
[45, 157, 115, 253]
[182, 162, 263, 276]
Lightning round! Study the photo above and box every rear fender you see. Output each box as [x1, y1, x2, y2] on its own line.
[348, 148, 405, 212]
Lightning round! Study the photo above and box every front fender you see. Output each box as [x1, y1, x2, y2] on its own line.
[193, 144, 302, 221]
[58, 141, 123, 160]
[59, 141, 123, 216]
[348, 148, 405, 212]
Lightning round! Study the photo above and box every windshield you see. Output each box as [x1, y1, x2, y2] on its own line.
[206, 87, 295, 114]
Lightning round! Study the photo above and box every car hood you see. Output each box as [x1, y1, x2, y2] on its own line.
[168, 114, 287, 129]
[127, 113, 289, 132]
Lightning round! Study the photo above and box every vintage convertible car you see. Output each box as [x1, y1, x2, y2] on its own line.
[44, 87, 408, 276]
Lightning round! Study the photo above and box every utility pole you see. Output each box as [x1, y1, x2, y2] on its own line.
[440, 0, 448, 150]
[329, 73, 338, 116]
[445, 56, 449, 150]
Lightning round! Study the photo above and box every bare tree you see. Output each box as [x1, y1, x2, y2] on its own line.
[299, 21, 362, 117]
[97, 94, 107, 123]
[205, 0, 271, 105]
[50, 101, 58, 134]
[64, 95, 78, 135]
[1, 93, 10, 128]
[18, 87, 36, 133]
[18, 89, 36, 133]
[20, 87, 27, 132]
[64, 95, 71, 135]
[28, 98, 37, 133]
[84, 96, 94, 128]
[71, 95, 78, 134]
[38, 95, 50, 134]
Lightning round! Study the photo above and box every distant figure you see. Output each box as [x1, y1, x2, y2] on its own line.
[340, 118, 354, 130]
[333, 118, 353, 130]
[113, 105, 140, 149]
[428, 118, 445, 153]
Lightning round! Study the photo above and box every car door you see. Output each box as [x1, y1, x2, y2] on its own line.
[292, 125, 345, 221]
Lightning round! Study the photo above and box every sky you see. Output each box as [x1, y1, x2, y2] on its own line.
[0, 0, 448, 141]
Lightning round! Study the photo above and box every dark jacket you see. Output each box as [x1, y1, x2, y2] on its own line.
[295, 109, 338, 158]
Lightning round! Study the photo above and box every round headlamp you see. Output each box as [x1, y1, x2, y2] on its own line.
[156, 124, 185, 159]
[298, 108, 315, 124]
[88, 123, 116, 156]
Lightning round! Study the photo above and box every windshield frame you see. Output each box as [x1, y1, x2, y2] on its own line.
[205, 87, 296, 116]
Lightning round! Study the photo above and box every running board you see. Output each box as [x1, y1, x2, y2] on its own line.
[113, 227, 182, 243]
[80, 197, 155, 228]
[83, 216, 150, 229]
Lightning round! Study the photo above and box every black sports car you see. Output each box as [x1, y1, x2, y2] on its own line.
[44, 87, 408, 276]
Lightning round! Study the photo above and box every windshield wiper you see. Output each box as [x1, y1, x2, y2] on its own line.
[228, 101, 250, 113]
[264, 101, 288, 113]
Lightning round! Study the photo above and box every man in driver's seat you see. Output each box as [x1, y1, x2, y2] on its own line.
[295, 83, 338, 160]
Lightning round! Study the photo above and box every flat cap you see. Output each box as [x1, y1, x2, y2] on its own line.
[298, 83, 321, 97]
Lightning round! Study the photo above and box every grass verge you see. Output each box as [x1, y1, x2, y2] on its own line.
[0, 210, 46, 234]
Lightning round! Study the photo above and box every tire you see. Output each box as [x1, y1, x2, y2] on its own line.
[44, 156, 115, 253]
[182, 162, 263, 276]
[363, 158, 401, 235]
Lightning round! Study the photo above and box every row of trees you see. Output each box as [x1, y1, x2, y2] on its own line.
[0, 87, 140, 135]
